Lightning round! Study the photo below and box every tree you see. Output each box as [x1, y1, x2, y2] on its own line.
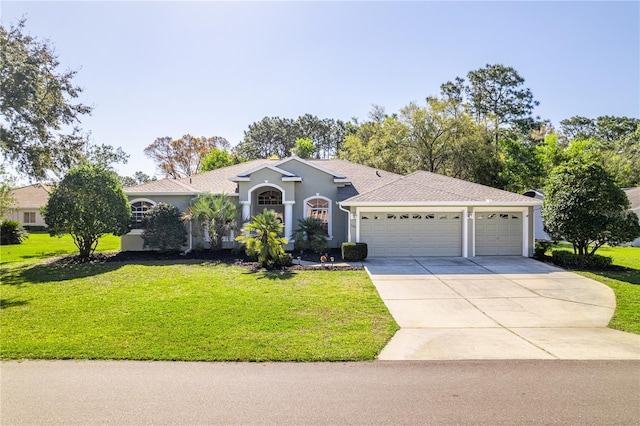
[42, 165, 131, 258]
[291, 138, 315, 159]
[291, 217, 328, 253]
[144, 134, 229, 178]
[199, 147, 235, 172]
[235, 209, 288, 267]
[183, 192, 237, 251]
[1, 19, 93, 180]
[0, 167, 16, 218]
[444, 64, 539, 147]
[141, 203, 187, 252]
[120, 171, 156, 187]
[543, 161, 640, 256]
[236, 115, 346, 160]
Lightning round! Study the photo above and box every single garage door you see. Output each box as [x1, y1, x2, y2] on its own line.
[475, 212, 522, 256]
[360, 212, 462, 257]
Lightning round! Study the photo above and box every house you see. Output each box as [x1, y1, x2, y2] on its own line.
[122, 157, 540, 257]
[523, 189, 552, 241]
[3, 184, 51, 228]
[623, 187, 640, 247]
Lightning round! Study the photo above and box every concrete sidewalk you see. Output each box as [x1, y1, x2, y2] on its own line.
[365, 257, 640, 360]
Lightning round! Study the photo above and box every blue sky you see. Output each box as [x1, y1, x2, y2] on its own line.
[2, 1, 639, 179]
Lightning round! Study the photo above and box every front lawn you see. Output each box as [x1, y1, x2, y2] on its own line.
[548, 243, 640, 335]
[0, 257, 398, 361]
[1, 232, 120, 264]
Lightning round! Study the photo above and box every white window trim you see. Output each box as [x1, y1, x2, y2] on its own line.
[303, 195, 333, 240]
[129, 198, 157, 233]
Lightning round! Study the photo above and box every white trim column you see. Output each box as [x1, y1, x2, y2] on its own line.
[462, 207, 469, 258]
[283, 201, 295, 240]
[522, 207, 529, 257]
[241, 201, 251, 236]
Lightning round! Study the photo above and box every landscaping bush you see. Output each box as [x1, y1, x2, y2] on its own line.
[23, 225, 47, 232]
[142, 203, 187, 253]
[342, 242, 368, 261]
[551, 250, 612, 269]
[291, 217, 329, 254]
[534, 240, 552, 258]
[0, 220, 29, 245]
[275, 253, 293, 267]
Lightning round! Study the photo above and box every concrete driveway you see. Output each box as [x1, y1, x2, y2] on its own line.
[366, 257, 640, 360]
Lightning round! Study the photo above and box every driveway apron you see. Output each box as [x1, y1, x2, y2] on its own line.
[366, 257, 640, 360]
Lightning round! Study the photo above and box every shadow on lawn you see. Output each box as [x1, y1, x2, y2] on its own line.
[244, 269, 297, 281]
[1, 261, 125, 285]
[594, 269, 640, 286]
[0, 297, 29, 310]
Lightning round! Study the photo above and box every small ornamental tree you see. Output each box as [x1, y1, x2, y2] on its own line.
[543, 160, 640, 256]
[182, 192, 237, 251]
[141, 203, 187, 252]
[236, 209, 288, 267]
[291, 217, 328, 253]
[42, 165, 131, 258]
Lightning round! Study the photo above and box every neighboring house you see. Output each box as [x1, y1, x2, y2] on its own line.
[523, 189, 552, 241]
[3, 184, 51, 227]
[623, 187, 640, 247]
[123, 156, 540, 257]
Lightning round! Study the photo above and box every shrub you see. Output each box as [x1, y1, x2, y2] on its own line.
[291, 217, 329, 254]
[275, 253, 293, 267]
[342, 242, 368, 261]
[0, 220, 29, 245]
[142, 203, 187, 253]
[534, 240, 552, 258]
[23, 225, 47, 232]
[551, 250, 612, 269]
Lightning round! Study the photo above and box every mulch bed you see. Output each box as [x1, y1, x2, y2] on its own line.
[50, 248, 363, 271]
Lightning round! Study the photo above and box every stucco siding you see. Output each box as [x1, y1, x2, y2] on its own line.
[5, 209, 47, 227]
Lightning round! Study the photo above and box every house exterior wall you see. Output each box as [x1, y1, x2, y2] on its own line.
[631, 208, 640, 247]
[237, 160, 348, 249]
[121, 194, 203, 252]
[4, 208, 47, 227]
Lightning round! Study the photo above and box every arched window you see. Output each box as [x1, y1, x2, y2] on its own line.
[130, 200, 155, 229]
[304, 196, 331, 238]
[257, 190, 282, 205]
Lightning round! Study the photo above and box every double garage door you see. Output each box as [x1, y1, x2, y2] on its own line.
[360, 211, 523, 257]
[360, 212, 463, 257]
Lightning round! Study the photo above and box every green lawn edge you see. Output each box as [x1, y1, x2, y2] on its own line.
[547, 243, 639, 335]
[1, 237, 400, 361]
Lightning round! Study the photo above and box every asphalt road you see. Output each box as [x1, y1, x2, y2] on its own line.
[2, 360, 639, 425]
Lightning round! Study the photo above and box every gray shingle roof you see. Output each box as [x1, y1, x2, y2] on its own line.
[341, 171, 540, 205]
[624, 187, 640, 210]
[125, 157, 537, 206]
[9, 184, 52, 208]
[125, 159, 272, 194]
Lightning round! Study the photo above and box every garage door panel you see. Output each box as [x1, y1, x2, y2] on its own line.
[361, 212, 462, 257]
[476, 212, 522, 256]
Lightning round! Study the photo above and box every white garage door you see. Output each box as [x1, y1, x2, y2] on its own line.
[475, 212, 523, 256]
[360, 212, 462, 257]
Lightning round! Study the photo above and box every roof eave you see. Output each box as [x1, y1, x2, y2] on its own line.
[340, 200, 542, 207]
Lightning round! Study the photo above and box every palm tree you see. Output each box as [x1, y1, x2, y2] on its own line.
[235, 209, 288, 267]
[291, 217, 329, 253]
[183, 192, 237, 250]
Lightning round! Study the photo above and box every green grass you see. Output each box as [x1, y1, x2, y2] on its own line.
[1, 232, 120, 265]
[1, 235, 398, 361]
[549, 243, 640, 335]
